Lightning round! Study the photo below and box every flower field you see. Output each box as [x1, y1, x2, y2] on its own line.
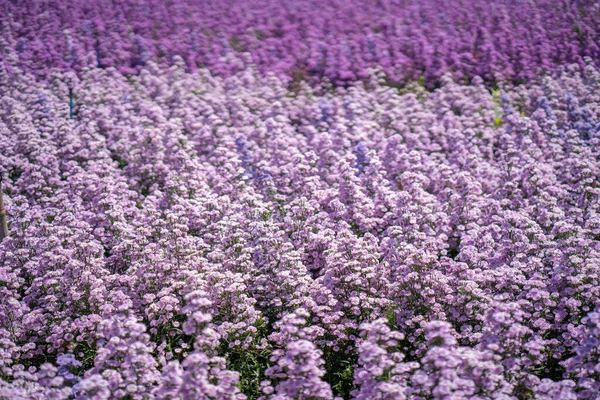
[1, 1, 600, 399]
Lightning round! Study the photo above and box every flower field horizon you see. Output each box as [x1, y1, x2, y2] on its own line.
[1, 1, 600, 399]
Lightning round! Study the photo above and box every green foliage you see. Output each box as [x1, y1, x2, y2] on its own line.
[111, 155, 128, 169]
[221, 317, 272, 399]
[261, 210, 272, 221]
[323, 346, 358, 399]
[229, 36, 244, 52]
[228, 347, 271, 399]
[491, 88, 501, 104]
[494, 116, 503, 128]
[385, 309, 397, 326]
[8, 167, 23, 182]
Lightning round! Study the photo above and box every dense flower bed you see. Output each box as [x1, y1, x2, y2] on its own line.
[1, 0, 600, 85]
[1, 53, 599, 398]
[2, 0, 600, 399]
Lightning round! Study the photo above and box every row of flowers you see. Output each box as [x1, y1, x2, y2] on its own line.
[1, 0, 600, 85]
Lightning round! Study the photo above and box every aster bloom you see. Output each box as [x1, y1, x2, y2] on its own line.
[261, 309, 333, 399]
[74, 315, 160, 399]
[563, 312, 600, 399]
[352, 319, 417, 400]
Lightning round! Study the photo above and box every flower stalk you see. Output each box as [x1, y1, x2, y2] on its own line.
[0, 174, 7, 241]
